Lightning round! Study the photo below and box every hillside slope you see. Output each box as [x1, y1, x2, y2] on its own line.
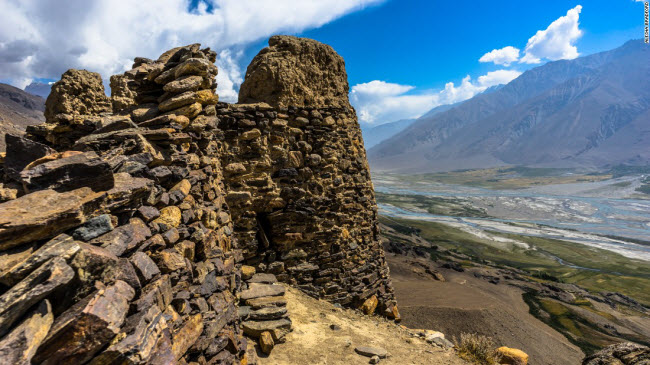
[368, 40, 650, 172]
[256, 286, 468, 365]
[0, 83, 45, 151]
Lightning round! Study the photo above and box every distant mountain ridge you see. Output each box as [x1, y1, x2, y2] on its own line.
[361, 119, 416, 149]
[360, 101, 461, 149]
[368, 40, 650, 172]
[0, 83, 45, 151]
[25, 81, 53, 99]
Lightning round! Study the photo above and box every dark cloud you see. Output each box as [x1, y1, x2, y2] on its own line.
[0, 39, 38, 63]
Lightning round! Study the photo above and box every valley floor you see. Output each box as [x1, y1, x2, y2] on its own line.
[387, 253, 584, 365]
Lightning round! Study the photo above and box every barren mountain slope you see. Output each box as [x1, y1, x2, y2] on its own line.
[0, 83, 45, 151]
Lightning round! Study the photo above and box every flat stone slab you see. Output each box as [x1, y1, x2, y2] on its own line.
[240, 283, 285, 301]
[0, 234, 81, 286]
[248, 273, 277, 284]
[248, 306, 287, 321]
[20, 151, 114, 193]
[0, 187, 105, 250]
[241, 318, 292, 342]
[245, 296, 287, 309]
[0, 258, 74, 337]
[355, 346, 388, 359]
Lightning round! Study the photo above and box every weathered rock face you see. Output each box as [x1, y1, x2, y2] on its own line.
[239, 35, 351, 109]
[44, 69, 111, 121]
[582, 342, 650, 365]
[0, 36, 395, 363]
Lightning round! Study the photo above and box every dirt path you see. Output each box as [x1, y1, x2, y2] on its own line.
[387, 254, 584, 365]
[259, 285, 469, 365]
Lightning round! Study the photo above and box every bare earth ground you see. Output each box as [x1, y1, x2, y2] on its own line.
[387, 254, 585, 365]
[259, 285, 469, 365]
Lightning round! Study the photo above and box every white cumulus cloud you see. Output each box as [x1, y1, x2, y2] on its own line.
[477, 69, 522, 88]
[520, 5, 583, 64]
[351, 69, 521, 125]
[0, 0, 382, 98]
[479, 46, 520, 66]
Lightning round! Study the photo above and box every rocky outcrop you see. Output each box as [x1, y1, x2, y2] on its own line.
[44, 69, 111, 121]
[0, 36, 395, 363]
[582, 342, 650, 365]
[239, 35, 351, 109]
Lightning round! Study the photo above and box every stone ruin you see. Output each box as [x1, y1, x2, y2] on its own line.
[0, 35, 397, 364]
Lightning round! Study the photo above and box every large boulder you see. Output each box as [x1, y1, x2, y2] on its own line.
[45, 69, 112, 121]
[238, 35, 350, 109]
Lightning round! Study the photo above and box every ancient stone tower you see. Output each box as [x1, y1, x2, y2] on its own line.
[0, 36, 395, 364]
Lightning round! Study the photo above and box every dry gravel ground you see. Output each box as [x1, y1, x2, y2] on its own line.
[258, 285, 468, 365]
[387, 254, 584, 365]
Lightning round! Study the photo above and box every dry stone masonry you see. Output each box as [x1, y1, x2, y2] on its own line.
[0, 35, 396, 364]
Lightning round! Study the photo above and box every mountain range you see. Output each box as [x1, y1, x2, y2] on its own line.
[368, 40, 650, 173]
[0, 83, 45, 151]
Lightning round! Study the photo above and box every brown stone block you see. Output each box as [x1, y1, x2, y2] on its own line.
[0, 187, 105, 250]
[32, 280, 135, 364]
[0, 300, 52, 364]
[0, 257, 74, 336]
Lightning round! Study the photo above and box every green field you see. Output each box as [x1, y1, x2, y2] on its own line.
[380, 216, 650, 306]
[388, 167, 612, 190]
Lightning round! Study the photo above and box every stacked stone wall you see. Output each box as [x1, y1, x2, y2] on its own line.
[0, 45, 244, 364]
[0, 36, 397, 364]
[216, 102, 396, 313]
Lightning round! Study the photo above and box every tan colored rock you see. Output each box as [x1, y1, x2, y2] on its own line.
[89, 306, 169, 365]
[0, 300, 53, 364]
[239, 129, 261, 141]
[173, 58, 217, 79]
[0, 300, 54, 365]
[259, 331, 274, 354]
[0, 187, 105, 250]
[239, 35, 351, 109]
[497, 347, 529, 365]
[158, 91, 198, 112]
[153, 206, 182, 230]
[45, 69, 112, 120]
[0, 258, 74, 337]
[225, 163, 246, 174]
[245, 296, 287, 310]
[361, 295, 378, 315]
[196, 89, 218, 105]
[171, 313, 203, 360]
[0, 234, 81, 286]
[163, 75, 204, 93]
[287, 151, 303, 168]
[240, 283, 286, 301]
[171, 179, 191, 196]
[241, 265, 256, 280]
[162, 101, 202, 119]
[23, 150, 84, 170]
[33, 281, 135, 365]
[155, 249, 187, 273]
[242, 318, 292, 342]
[109, 74, 136, 112]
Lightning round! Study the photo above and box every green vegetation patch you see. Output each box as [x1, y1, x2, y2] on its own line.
[381, 216, 650, 306]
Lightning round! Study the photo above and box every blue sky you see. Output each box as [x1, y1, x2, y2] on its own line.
[0, 0, 645, 125]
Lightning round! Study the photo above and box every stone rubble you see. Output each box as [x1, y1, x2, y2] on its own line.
[238, 267, 291, 354]
[0, 35, 397, 364]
